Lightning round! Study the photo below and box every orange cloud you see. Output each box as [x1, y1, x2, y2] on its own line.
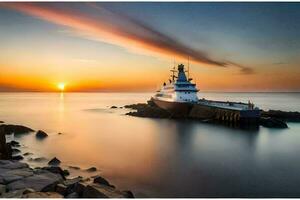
[1, 2, 253, 74]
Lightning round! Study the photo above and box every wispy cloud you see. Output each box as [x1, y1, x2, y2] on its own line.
[1, 2, 254, 74]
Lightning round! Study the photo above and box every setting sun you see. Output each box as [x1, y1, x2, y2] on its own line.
[57, 83, 65, 91]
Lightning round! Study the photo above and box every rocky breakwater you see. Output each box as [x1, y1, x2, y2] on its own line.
[0, 122, 134, 198]
[123, 100, 300, 129]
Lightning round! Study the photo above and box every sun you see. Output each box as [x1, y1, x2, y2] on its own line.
[57, 83, 65, 91]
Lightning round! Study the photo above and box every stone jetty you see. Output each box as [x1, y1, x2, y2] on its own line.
[123, 100, 300, 128]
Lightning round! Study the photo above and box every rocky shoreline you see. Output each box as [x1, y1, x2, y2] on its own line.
[123, 100, 300, 129]
[0, 124, 134, 198]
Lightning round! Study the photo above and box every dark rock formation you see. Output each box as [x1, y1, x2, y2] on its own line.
[93, 175, 111, 187]
[12, 155, 23, 161]
[262, 110, 300, 122]
[29, 157, 47, 162]
[125, 103, 171, 118]
[36, 130, 48, 139]
[9, 141, 20, 147]
[0, 121, 4, 124]
[68, 166, 80, 170]
[0, 124, 34, 135]
[0, 128, 12, 160]
[85, 167, 97, 172]
[23, 152, 33, 156]
[110, 106, 118, 109]
[259, 117, 288, 128]
[42, 166, 66, 180]
[123, 190, 135, 198]
[82, 184, 127, 198]
[11, 148, 21, 155]
[48, 157, 61, 166]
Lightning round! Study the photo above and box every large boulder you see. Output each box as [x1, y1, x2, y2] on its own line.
[36, 130, 48, 139]
[6, 170, 63, 192]
[0, 124, 34, 135]
[85, 167, 97, 172]
[82, 184, 127, 198]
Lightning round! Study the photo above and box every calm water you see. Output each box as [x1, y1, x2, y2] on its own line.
[1, 92, 300, 197]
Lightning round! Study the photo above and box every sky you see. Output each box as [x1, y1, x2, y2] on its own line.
[0, 2, 300, 92]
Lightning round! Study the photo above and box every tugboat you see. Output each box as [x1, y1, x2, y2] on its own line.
[152, 64, 198, 115]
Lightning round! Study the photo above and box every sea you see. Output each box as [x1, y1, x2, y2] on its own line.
[0, 92, 300, 197]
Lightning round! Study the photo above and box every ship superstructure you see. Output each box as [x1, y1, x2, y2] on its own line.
[152, 64, 198, 114]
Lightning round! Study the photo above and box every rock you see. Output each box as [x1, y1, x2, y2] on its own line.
[261, 110, 300, 122]
[0, 121, 4, 123]
[12, 155, 24, 161]
[259, 117, 288, 128]
[68, 166, 80, 170]
[73, 182, 87, 196]
[66, 192, 79, 198]
[42, 166, 66, 179]
[55, 183, 67, 196]
[82, 184, 126, 198]
[12, 148, 21, 155]
[0, 127, 12, 159]
[85, 167, 97, 172]
[125, 102, 171, 118]
[29, 157, 47, 162]
[0, 160, 29, 169]
[48, 157, 61, 166]
[23, 152, 33, 156]
[7, 170, 63, 192]
[0, 167, 34, 184]
[9, 140, 20, 147]
[0, 184, 6, 195]
[1, 189, 26, 198]
[0, 124, 34, 135]
[22, 191, 63, 198]
[62, 177, 83, 195]
[110, 106, 118, 109]
[36, 130, 48, 139]
[63, 170, 70, 177]
[58, 132, 62, 135]
[122, 190, 135, 198]
[93, 175, 111, 187]
[22, 188, 35, 194]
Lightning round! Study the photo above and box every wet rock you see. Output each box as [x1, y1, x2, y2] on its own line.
[62, 177, 83, 195]
[42, 166, 67, 180]
[12, 148, 21, 155]
[7, 170, 63, 192]
[125, 102, 171, 118]
[0, 128, 12, 159]
[85, 167, 97, 172]
[48, 157, 61, 166]
[22, 188, 35, 194]
[23, 152, 33, 156]
[1, 189, 26, 198]
[63, 170, 70, 177]
[66, 192, 79, 198]
[68, 166, 80, 170]
[9, 140, 20, 147]
[262, 110, 300, 122]
[93, 175, 111, 187]
[12, 155, 24, 161]
[0, 184, 6, 195]
[29, 157, 47, 162]
[259, 117, 288, 128]
[122, 190, 135, 198]
[0, 124, 34, 135]
[73, 182, 87, 196]
[82, 183, 126, 198]
[58, 132, 62, 135]
[55, 183, 67, 196]
[110, 106, 118, 109]
[0, 160, 29, 169]
[0, 121, 4, 123]
[22, 191, 63, 198]
[36, 130, 48, 139]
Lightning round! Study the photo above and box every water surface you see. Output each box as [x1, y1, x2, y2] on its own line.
[0, 92, 300, 197]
